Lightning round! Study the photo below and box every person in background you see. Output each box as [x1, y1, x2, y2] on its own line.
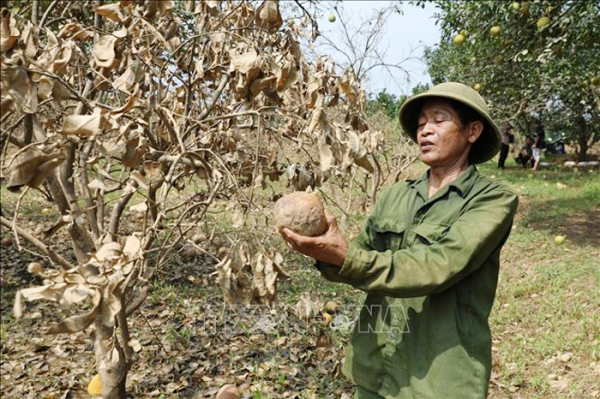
[498, 124, 514, 169]
[531, 121, 546, 171]
[518, 136, 534, 168]
[280, 82, 518, 399]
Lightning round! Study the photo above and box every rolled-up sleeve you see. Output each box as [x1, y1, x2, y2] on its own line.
[338, 188, 518, 297]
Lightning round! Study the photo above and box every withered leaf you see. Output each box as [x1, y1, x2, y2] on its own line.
[257, 0, 282, 31]
[0, 10, 19, 52]
[93, 35, 118, 69]
[47, 289, 101, 334]
[60, 112, 104, 137]
[7, 148, 66, 191]
[94, 3, 125, 22]
[57, 22, 94, 41]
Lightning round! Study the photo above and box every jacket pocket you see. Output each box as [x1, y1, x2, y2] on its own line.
[412, 222, 447, 246]
[370, 217, 406, 252]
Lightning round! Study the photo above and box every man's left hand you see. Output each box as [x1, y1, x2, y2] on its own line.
[279, 210, 348, 267]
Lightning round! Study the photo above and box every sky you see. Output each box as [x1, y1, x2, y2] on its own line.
[314, 1, 441, 97]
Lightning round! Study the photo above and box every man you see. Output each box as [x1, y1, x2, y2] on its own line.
[531, 121, 546, 171]
[497, 124, 514, 169]
[280, 82, 518, 398]
[518, 136, 534, 168]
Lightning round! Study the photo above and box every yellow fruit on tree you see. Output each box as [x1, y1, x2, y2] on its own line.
[473, 83, 483, 91]
[88, 374, 102, 396]
[460, 29, 470, 38]
[511, 2, 520, 10]
[453, 34, 466, 45]
[591, 76, 599, 85]
[490, 26, 501, 36]
[537, 16, 550, 30]
[520, 1, 530, 15]
[328, 14, 336, 23]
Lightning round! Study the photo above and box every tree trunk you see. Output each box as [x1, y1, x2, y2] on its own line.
[576, 117, 589, 161]
[94, 317, 128, 399]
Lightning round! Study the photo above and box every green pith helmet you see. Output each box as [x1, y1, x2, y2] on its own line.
[398, 82, 501, 164]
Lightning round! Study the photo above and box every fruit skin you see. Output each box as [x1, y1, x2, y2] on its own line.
[520, 1, 530, 15]
[216, 384, 241, 399]
[321, 312, 333, 325]
[274, 192, 328, 237]
[328, 14, 336, 23]
[88, 374, 102, 396]
[453, 34, 466, 45]
[554, 235, 565, 244]
[287, 19, 295, 28]
[511, 2, 521, 10]
[473, 83, 483, 91]
[537, 16, 550, 30]
[490, 26, 501, 36]
[591, 76, 599, 85]
[42, 208, 51, 215]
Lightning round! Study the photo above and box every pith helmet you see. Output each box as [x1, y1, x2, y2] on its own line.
[398, 82, 501, 164]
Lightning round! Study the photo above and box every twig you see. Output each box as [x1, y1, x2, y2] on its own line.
[317, 188, 349, 218]
[0, 216, 75, 270]
[11, 188, 29, 251]
[39, 0, 59, 28]
[139, 309, 169, 356]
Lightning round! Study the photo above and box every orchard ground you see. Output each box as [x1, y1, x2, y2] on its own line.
[1, 156, 599, 398]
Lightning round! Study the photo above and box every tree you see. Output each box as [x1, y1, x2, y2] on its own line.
[423, 0, 600, 159]
[0, 0, 387, 396]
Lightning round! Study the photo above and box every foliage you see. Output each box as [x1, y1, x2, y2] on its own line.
[0, 0, 405, 396]
[424, 0, 600, 159]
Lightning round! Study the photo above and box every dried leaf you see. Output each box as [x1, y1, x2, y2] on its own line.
[62, 284, 95, 305]
[7, 148, 66, 191]
[0, 61, 36, 114]
[257, 0, 282, 31]
[94, 3, 126, 22]
[88, 178, 107, 190]
[230, 48, 261, 75]
[57, 22, 94, 41]
[13, 291, 23, 319]
[93, 35, 118, 69]
[129, 202, 148, 213]
[47, 289, 101, 334]
[0, 10, 19, 52]
[94, 242, 122, 263]
[122, 235, 141, 260]
[130, 171, 148, 189]
[60, 112, 104, 136]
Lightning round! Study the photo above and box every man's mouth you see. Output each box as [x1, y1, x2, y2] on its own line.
[420, 140, 434, 151]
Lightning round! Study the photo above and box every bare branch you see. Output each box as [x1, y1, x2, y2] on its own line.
[0, 216, 75, 270]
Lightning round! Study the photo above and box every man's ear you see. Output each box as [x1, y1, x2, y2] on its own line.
[467, 120, 484, 143]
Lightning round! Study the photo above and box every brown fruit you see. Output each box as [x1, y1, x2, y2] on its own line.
[274, 192, 327, 237]
[1, 237, 13, 246]
[216, 384, 240, 399]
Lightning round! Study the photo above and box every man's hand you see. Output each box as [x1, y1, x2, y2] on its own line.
[279, 210, 348, 267]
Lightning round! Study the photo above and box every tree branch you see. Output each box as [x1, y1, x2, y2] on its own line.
[0, 216, 75, 270]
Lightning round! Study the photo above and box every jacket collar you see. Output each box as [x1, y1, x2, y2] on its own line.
[408, 165, 479, 200]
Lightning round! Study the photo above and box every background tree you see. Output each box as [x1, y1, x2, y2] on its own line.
[423, 0, 600, 160]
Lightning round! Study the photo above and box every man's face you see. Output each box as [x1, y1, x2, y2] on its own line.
[416, 99, 481, 167]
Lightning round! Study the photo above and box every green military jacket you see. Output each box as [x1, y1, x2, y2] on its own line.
[317, 165, 518, 399]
